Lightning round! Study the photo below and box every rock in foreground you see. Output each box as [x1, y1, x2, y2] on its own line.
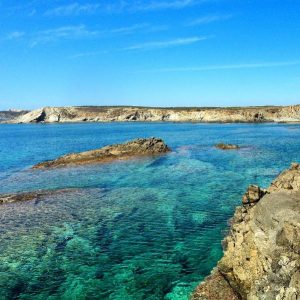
[215, 143, 240, 150]
[192, 163, 300, 299]
[33, 138, 170, 169]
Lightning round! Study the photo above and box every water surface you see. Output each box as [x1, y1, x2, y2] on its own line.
[1, 123, 300, 299]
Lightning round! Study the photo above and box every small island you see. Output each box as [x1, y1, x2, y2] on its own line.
[215, 143, 240, 150]
[33, 137, 170, 169]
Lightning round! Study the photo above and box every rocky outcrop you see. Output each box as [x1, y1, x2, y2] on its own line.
[192, 163, 300, 300]
[0, 189, 79, 204]
[7, 105, 300, 124]
[242, 185, 267, 205]
[33, 137, 170, 169]
[215, 143, 240, 150]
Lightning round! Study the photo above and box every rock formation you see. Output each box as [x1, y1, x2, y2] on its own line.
[215, 143, 240, 150]
[32, 137, 170, 169]
[0, 189, 78, 204]
[192, 163, 300, 300]
[7, 105, 300, 124]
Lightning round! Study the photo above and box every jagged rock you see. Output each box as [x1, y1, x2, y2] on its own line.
[8, 105, 300, 124]
[192, 163, 300, 300]
[32, 137, 170, 169]
[242, 185, 267, 205]
[215, 143, 240, 150]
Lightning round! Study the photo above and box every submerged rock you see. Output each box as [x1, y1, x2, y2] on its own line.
[0, 189, 79, 204]
[33, 137, 170, 169]
[215, 143, 240, 150]
[192, 163, 300, 299]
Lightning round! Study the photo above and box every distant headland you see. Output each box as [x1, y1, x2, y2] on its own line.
[2, 105, 300, 124]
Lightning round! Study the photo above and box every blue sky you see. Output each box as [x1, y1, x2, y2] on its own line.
[0, 0, 300, 109]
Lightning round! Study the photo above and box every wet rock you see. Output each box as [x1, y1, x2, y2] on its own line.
[215, 143, 240, 150]
[32, 138, 171, 169]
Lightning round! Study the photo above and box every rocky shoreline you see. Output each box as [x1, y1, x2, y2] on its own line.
[192, 163, 300, 300]
[5, 105, 300, 123]
[32, 137, 170, 169]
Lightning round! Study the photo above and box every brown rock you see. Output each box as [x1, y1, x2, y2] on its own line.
[215, 143, 240, 150]
[33, 137, 170, 169]
[0, 189, 79, 204]
[242, 185, 267, 205]
[191, 270, 240, 300]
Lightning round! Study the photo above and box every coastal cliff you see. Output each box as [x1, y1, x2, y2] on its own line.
[192, 163, 300, 299]
[7, 105, 300, 123]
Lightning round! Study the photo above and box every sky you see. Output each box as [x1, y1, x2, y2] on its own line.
[0, 0, 300, 110]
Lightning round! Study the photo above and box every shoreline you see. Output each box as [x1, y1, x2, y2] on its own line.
[192, 163, 300, 299]
[4, 105, 300, 124]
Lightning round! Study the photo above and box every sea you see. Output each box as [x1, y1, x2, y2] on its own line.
[1, 122, 300, 299]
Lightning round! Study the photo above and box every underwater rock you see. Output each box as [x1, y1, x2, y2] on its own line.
[32, 137, 171, 169]
[192, 163, 300, 299]
[215, 143, 240, 150]
[0, 189, 80, 204]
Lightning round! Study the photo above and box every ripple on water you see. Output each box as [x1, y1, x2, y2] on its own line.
[1, 123, 300, 299]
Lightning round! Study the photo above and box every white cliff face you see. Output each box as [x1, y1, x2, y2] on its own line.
[8, 105, 300, 124]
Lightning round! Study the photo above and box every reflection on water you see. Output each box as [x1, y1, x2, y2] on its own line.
[0, 122, 300, 299]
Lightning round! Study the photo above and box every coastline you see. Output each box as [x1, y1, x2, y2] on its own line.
[4, 105, 300, 124]
[192, 163, 300, 299]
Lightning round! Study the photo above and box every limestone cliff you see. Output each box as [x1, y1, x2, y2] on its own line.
[192, 163, 300, 300]
[7, 105, 300, 123]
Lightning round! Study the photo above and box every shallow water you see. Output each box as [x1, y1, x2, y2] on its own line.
[0, 122, 300, 299]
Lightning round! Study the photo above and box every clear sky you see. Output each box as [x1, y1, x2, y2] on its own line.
[0, 0, 300, 110]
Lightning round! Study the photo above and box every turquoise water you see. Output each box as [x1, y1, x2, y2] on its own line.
[1, 123, 300, 300]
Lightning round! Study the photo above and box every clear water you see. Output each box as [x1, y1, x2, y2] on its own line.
[1, 122, 300, 300]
